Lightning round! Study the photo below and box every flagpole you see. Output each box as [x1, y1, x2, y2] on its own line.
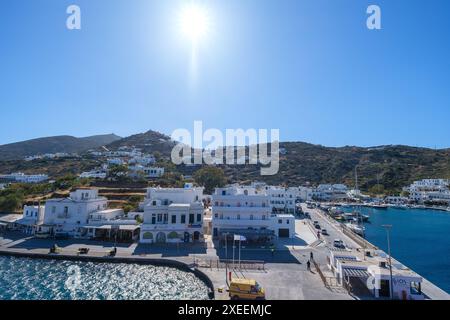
[232, 236, 235, 269]
[239, 238, 241, 270]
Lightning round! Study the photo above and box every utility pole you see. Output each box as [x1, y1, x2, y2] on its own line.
[382, 224, 394, 300]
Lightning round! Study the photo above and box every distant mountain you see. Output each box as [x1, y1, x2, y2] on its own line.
[105, 130, 176, 156]
[0, 134, 122, 161]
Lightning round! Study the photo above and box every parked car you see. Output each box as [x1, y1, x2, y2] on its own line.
[333, 239, 345, 249]
[321, 229, 329, 236]
[314, 224, 321, 230]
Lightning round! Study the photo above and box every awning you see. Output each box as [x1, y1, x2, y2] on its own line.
[117, 225, 140, 231]
[83, 225, 139, 231]
[343, 268, 370, 278]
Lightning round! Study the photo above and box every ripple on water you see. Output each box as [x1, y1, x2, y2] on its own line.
[0, 256, 209, 300]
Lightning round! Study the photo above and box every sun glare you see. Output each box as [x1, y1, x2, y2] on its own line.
[178, 4, 210, 44]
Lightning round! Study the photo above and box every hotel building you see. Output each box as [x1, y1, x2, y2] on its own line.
[139, 185, 205, 244]
[211, 186, 295, 242]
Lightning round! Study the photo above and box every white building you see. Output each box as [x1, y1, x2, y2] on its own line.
[128, 155, 156, 166]
[139, 185, 205, 244]
[15, 205, 45, 235]
[0, 172, 49, 184]
[313, 184, 349, 202]
[263, 186, 298, 214]
[41, 188, 139, 241]
[298, 186, 313, 202]
[328, 248, 424, 300]
[211, 186, 295, 242]
[404, 179, 450, 204]
[129, 166, 164, 179]
[385, 196, 409, 205]
[107, 158, 125, 166]
[79, 170, 107, 179]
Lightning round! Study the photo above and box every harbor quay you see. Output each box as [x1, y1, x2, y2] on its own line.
[1, 209, 448, 300]
[1, 184, 450, 300]
[0, 220, 352, 300]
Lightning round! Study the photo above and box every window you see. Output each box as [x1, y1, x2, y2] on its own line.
[52, 206, 56, 214]
[237, 214, 240, 220]
[262, 215, 266, 220]
[181, 215, 186, 224]
[278, 219, 282, 224]
[250, 215, 254, 220]
[171, 215, 177, 224]
[214, 213, 218, 218]
[64, 206, 69, 214]
[287, 220, 290, 224]
[197, 214, 201, 222]
[189, 214, 194, 224]
[157, 214, 163, 223]
[151, 215, 156, 224]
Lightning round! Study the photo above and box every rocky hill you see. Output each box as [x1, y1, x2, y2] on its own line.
[0, 134, 122, 161]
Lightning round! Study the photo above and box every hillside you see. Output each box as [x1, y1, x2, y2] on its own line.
[2, 129, 450, 194]
[0, 134, 122, 161]
[105, 130, 176, 157]
[220, 143, 450, 193]
[107, 131, 450, 193]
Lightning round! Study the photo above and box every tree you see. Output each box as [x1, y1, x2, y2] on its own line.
[0, 192, 24, 213]
[107, 164, 129, 181]
[194, 167, 226, 194]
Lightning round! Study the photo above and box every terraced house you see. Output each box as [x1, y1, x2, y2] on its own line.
[139, 185, 205, 244]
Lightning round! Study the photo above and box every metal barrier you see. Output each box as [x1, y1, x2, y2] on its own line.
[196, 258, 265, 271]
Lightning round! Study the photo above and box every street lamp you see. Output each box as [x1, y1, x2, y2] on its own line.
[382, 224, 394, 300]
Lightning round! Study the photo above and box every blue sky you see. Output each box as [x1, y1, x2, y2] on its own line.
[1, 0, 449, 148]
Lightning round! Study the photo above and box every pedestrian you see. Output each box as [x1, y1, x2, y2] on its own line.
[306, 260, 311, 271]
[310, 251, 314, 261]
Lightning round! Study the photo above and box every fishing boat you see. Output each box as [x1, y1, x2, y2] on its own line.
[370, 203, 388, 209]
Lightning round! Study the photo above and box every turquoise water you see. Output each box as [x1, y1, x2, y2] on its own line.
[345, 206, 450, 294]
[0, 256, 209, 300]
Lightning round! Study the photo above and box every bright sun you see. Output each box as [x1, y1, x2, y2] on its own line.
[178, 4, 210, 44]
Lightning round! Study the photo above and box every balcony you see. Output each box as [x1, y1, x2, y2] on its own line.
[212, 218, 272, 228]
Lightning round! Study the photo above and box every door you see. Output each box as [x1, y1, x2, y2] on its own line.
[278, 228, 290, 238]
[156, 232, 166, 243]
[379, 279, 390, 297]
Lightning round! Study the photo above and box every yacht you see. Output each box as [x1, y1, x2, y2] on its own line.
[345, 222, 365, 236]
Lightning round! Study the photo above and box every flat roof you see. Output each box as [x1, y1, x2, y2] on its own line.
[0, 214, 22, 223]
[83, 224, 140, 231]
